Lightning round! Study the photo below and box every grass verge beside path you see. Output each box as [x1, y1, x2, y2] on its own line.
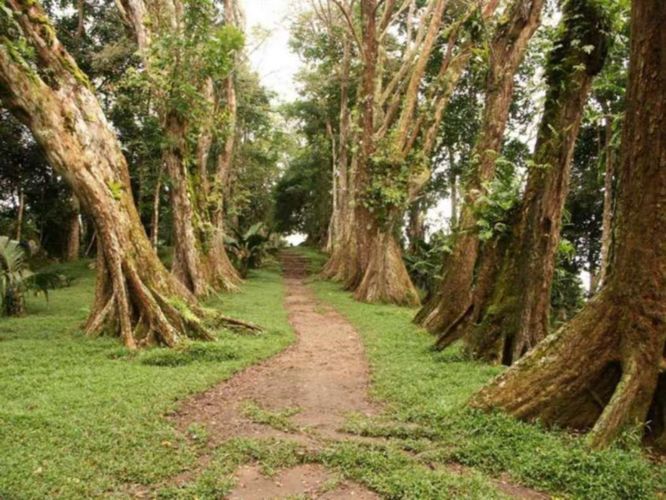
[0, 259, 294, 498]
[295, 246, 666, 499]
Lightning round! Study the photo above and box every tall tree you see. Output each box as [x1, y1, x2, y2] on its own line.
[324, 0, 502, 305]
[471, 0, 666, 450]
[115, 0, 242, 295]
[437, 0, 611, 362]
[415, 0, 545, 329]
[0, 0, 211, 348]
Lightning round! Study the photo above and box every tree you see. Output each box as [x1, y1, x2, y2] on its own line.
[0, 0, 211, 348]
[471, 0, 666, 450]
[115, 0, 243, 295]
[437, 0, 611, 362]
[415, 0, 545, 329]
[323, 0, 503, 306]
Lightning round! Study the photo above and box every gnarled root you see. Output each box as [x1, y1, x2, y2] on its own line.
[470, 293, 666, 449]
[353, 230, 420, 307]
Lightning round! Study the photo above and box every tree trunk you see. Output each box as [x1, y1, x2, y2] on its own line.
[415, 0, 545, 332]
[150, 166, 163, 248]
[322, 36, 353, 277]
[471, 0, 666, 450]
[325, 0, 379, 291]
[15, 187, 24, 241]
[66, 196, 81, 261]
[591, 113, 615, 293]
[447, 0, 610, 362]
[0, 0, 211, 348]
[116, 0, 241, 294]
[407, 199, 426, 253]
[449, 150, 458, 230]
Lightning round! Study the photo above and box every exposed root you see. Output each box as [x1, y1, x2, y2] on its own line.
[214, 314, 263, 334]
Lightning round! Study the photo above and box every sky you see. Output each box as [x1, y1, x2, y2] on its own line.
[243, 0, 303, 103]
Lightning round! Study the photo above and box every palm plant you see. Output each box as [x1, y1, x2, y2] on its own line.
[0, 236, 65, 317]
[224, 223, 271, 278]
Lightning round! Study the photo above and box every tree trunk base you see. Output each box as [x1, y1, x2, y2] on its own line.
[86, 243, 214, 349]
[353, 231, 420, 307]
[470, 292, 666, 449]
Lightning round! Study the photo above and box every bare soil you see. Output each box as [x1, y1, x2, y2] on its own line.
[174, 252, 379, 498]
[172, 252, 548, 499]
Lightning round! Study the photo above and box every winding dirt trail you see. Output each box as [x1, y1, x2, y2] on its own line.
[174, 252, 380, 498]
[173, 252, 547, 499]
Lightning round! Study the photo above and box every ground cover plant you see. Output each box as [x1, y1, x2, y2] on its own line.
[297, 248, 666, 499]
[0, 260, 294, 498]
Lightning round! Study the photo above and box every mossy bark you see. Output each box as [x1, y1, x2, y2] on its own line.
[117, 0, 241, 296]
[65, 196, 81, 261]
[416, 0, 545, 333]
[472, 0, 666, 449]
[0, 0, 211, 348]
[454, 0, 610, 363]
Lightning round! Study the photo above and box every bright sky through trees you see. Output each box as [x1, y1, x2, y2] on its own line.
[244, 0, 302, 102]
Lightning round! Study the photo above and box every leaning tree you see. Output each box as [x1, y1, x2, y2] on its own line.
[436, 0, 611, 362]
[471, 0, 666, 450]
[0, 0, 214, 348]
[415, 0, 545, 331]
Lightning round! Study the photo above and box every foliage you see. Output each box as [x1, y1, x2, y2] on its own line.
[472, 153, 523, 242]
[225, 222, 273, 278]
[550, 238, 585, 324]
[0, 236, 67, 317]
[403, 232, 453, 294]
[0, 260, 294, 498]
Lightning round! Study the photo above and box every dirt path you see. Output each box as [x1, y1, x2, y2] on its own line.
[174, 252, 379, 498]
[173, 252, 547, 499]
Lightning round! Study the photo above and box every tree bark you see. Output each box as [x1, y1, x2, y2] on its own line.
[415, 0, 545, 331]
[471, 0, 666, 450]
[150, 165, 163, 249]
[444, 0, 610, 362]
[15, 186, 24, 241]
[591, 113, 615, 293]
[66, 196, 81, 261]
[0, 0, 211, 348]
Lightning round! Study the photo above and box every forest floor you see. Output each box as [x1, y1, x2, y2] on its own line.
[1, 250, 665, 498]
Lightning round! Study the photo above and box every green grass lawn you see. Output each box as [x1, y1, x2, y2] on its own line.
[295, 247, 666, 500]
[0, 259, 294, 498]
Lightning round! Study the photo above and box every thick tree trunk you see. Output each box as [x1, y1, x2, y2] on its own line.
[325, 0, 379, 292]
[66, 196, 81, 261]
[323, 36, 354, 278]
[0, 0, 211, 348]
[415, 0, 545, 332]
[472, 0, 666, 450]
[449, 0, 610, 362]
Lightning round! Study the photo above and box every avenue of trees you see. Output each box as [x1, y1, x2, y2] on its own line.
[2, 0, 665, 452]
[275, 0, 665, 450]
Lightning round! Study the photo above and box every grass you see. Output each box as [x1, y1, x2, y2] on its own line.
[0, 259, 295, 499]
[294, 246, 666, 500]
